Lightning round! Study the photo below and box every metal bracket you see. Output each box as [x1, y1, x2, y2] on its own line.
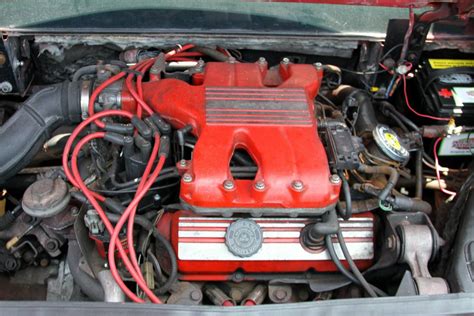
[399, 224, 449, 295]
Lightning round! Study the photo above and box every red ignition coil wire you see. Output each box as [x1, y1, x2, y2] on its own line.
[63, 111, 156, 302]
[69, 132, 147, 303]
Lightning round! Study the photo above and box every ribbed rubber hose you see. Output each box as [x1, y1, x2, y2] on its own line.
[0, 82, 82, 182]
[67, 241, 105, 301]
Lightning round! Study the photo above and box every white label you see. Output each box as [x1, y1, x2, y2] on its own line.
[452, 87, 474, 108]
[439, 133, 474, 156]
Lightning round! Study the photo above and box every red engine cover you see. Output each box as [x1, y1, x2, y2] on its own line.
[122, 62, 339, 215]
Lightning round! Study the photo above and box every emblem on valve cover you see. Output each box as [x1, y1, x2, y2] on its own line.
[225, 219, 263, 257]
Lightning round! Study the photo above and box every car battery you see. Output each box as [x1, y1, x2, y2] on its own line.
[415, 58, 474, 124]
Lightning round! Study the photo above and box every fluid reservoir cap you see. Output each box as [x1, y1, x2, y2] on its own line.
[22, 178, 70, 218]
[225, 219, 263, 258]
[373, 124, 410, 163]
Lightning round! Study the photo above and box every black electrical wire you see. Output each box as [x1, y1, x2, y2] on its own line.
[336, 231, 377, 297]
[95, 181, 179, 196]
[325, 234, 385, 297]
[340, 68, 387, 76]
[338, 171, 352, 220]
[110, 166, 178, 189]
[317, 93, 337, 108]
[379, 43, 404, 62]
[147, 249, 165, 285]
[0, 204, 22, 231]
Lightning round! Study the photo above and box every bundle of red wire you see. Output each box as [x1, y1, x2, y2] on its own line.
[62, 44, 194, 303]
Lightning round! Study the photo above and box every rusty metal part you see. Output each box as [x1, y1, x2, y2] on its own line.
[268, 284, 293, 304]
[399, 224, 449, 295]
[22, 178, 70, 218]
[167, 282, 202, 305]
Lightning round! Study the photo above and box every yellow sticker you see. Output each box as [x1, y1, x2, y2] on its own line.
[428, 59, 474, 69]
[384, 132, 401, 150]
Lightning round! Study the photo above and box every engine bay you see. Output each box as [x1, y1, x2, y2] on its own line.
[0, 7, 473, 305]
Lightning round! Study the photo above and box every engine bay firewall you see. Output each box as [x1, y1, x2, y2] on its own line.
[123, 62, 340, 216]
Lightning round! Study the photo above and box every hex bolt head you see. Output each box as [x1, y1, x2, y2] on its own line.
[45, 239, 58, 251]
[223, 179, 235, 191]
[190, 290, 202, 301]
[179, 159, 188, 167]
[182, 173, 193, 183]
[274, 289, 287, 300]
[291, 180, 304, 191]
[329, 174, 341, 185]
[281, 57, 290, 65]
[254, 180, 266, 191]
[258, 57, 267, 64]
[314, 62, 323, 70]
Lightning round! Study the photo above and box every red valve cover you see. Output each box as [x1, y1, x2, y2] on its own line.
[122, 62, 339, 215]
[157, 211, 374, 281]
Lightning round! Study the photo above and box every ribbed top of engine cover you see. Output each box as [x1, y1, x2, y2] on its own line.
[205, 87, 312, 126]
[128, 62, 340, 216]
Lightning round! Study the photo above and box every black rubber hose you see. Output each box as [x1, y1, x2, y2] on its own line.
[331, 86, 377, 136]
[0, 82, 82, 182]
[386, 112, 410, 133]
[379, 102, 420, 132]
[0, 205, 22, 231]
[72, 65, 97, 81]
[325, 235, 386, 297]
[67, 240, 105, 301]
[106, 212, 178, 294]
[357, 164, 399, 201]
[191, 46, 230, 62]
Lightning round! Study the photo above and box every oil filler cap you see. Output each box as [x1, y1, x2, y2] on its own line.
[373, 124, 409, 163]
[225, 219, 263, 258]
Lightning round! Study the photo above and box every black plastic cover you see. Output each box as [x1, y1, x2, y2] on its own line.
[320, 121, 361, 170]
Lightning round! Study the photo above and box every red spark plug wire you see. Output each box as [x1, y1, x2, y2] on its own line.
[65, 44, 195, 303]
[62, 109, 134, 198]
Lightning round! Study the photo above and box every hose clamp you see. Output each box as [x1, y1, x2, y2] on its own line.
[80, 80, 91, 120]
